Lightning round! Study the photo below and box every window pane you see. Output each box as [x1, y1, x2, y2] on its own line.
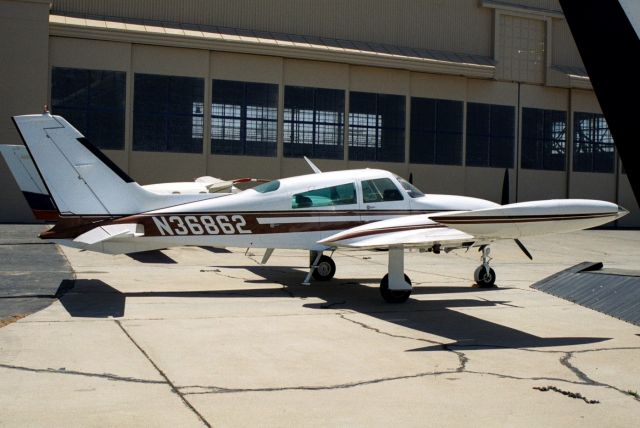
[284, 86, 344, 159]
[521, 108, 566, 171]
[51, 67, 126, 150]
[212, 80, 278, 157]
[133, 74, 203, 153]
[573, 112, 614, 173]
[411, 98, 463, 165]
[466, 103, 514, 168]
[292, 183, 356, 208]
[361, 178, 404, 203]
[349, 92, 405, 162]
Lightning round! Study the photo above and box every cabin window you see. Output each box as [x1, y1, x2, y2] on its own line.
[133, 74, 204, 153]
[361, 178, 404, 203]
[51, 67, 126, 150]
[253, 180, 280, 193]
[291, 183, 356, 208]
[211, 80, 278, 157]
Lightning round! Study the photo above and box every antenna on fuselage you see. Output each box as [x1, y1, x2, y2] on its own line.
[304, 156, 322, 174]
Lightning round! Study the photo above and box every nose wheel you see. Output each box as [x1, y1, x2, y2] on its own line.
[312, 254, 336, 281]
[474, 246, 496, 288]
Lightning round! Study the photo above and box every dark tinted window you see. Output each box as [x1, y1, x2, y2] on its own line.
[410, 97, 462, 165]
[466, 103, 515, 168]
[284, 86, 344, 159]
[212, 80, 278, 157]
[521, 108, 566, 171]
[51, 67, 126, 150]
[573, 112, 615, 173]
[349, 92, 405, 162]
[133, 74, 204, 153]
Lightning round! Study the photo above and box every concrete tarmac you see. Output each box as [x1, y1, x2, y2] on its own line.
[1, 228, 639, 427]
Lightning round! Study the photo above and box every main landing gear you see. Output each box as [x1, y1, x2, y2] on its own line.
[474, 246, 496, 288]
[380, 246, 412, 303]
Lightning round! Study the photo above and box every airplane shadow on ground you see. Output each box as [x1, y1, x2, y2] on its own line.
[56, 265, 609, 350]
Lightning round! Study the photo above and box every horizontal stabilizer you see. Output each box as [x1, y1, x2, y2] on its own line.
[74, 223, 142, 245]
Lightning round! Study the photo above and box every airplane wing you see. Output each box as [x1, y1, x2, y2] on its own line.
[320, 199, 627, 250]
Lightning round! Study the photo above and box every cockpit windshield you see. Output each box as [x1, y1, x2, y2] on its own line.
[395, 175, 425, 198]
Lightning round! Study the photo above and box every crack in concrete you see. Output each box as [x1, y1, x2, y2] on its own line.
[0, 363, 165, 385]
[533, 385, 600, 404]
[115, 320, 211, 427]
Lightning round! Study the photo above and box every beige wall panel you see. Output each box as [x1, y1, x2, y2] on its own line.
[283, 59, 348, 89]
[0, 0, 50, 222]
[51, 0, 493, 57]
[208, 155, 280, 181]
[133, 44, 208, 77]
[349, 66, 410, 95]
[466, 79, 518, 105]
[618, 175, 640, 228]
[347, 160, 409, 180]
[464, 167, 517, 203]
[517, 170, 566, 201]
[551, 18, 583, 68]
[410, 73, 466, 100]
[520, 83, 568, 111]
[129, 152, 206, 184]
[408, 164, 465, 196]
[211, 52, 282, 83]
[569, 172, 616, 202]
[570, 89, 601, 113]
[102, 150, 128, 173]
[50, 37, 130, 71]
[281, 158, 347, 179]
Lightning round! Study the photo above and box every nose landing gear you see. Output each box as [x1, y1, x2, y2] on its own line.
[474, 246, 496, 288]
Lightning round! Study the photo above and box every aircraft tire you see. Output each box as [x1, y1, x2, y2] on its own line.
[312, 255, 336, 281]
[474, 266, 496, 288]
[380, 274, 412, 303]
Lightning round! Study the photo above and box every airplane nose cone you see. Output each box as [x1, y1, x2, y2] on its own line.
[617, 205, 629, 218]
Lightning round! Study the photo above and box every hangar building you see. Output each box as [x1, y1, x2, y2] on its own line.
[1, 0, 637, 226]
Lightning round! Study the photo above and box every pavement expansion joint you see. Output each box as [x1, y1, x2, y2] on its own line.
[115, 320, 212, 428]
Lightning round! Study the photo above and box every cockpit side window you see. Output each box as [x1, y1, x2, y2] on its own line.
[361, 178, 404, 203]
[291, 183, 356, 208]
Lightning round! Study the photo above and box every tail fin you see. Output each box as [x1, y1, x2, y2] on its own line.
[12, 114, 211, 216]
[0, 144, 58, 220]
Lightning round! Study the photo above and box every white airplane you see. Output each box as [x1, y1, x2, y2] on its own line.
[10, 113, 628, 302]
[0, 144, 262, 220]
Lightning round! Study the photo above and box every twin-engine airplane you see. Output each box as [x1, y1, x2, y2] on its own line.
[9, 113, 628, 302]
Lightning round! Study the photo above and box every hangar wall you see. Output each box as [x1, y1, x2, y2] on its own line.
[1, 0, 637, 227]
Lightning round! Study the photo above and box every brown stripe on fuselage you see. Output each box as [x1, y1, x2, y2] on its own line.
[40, 210, 439, 239]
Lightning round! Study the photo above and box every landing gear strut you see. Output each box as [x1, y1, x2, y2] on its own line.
[380, 246, 412, 303]
[474, 246, 496, 288]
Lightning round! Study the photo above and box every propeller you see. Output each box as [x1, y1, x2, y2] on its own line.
[501, 168, 533, 260]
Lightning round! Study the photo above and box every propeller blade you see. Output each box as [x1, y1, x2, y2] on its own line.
[501, 168, 510, 205]
[514, 238, 533, 260]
